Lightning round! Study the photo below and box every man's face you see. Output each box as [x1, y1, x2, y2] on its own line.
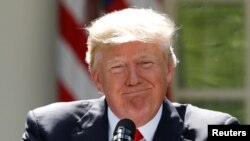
[91, 41, 173, 126]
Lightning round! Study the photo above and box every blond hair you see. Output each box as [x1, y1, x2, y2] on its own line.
[86, 8, 177, 70]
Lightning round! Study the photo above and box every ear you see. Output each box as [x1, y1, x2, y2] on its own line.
[166, 56, 175, 84]
[90, 70, 104, 93]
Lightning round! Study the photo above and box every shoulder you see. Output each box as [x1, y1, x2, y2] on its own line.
[30, 98, 98, 119]
[172, 102, 239, 125]
[172, 102, 239, 141]
[23, 97, 105, 140]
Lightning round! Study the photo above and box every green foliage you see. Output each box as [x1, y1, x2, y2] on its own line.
[177, 3, 245, 88]
[176, 2, 246, 124]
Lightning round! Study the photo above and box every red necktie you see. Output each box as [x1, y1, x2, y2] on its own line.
[134, 129, 143, 141]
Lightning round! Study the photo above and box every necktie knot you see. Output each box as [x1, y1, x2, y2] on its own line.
[134, 129, 143, 141]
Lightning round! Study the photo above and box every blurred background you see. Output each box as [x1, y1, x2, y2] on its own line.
[0, 0, 249, 140]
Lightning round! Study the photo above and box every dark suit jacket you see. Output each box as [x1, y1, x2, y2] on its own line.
[22, 96, 239, 141]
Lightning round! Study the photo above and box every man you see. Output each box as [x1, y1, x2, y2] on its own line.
[23, 8, 239, 141]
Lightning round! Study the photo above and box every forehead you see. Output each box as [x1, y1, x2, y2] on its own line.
[103, 42, 163, 60]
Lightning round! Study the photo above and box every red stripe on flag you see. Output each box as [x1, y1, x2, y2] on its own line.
[105, 0, 129, 13]
[57, 80, 76, 101]
[59, 2, 88, 69]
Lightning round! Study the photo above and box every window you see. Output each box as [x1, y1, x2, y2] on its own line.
[165, 0, 248, 123]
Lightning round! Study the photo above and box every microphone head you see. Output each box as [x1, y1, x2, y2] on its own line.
[113, 119, 136, 140]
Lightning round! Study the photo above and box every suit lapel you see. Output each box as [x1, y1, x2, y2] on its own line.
[70, 97, 191, 141]
[153, 99, 190, 141]
[71, 97, 109, 141]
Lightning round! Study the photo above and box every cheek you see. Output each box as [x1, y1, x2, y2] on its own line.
[142, 67, 168, 83]
[158, 65, 170, 83]
[101, 73, 126, 94]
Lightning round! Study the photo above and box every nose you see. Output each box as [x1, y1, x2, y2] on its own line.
[126, 64, 142, 86]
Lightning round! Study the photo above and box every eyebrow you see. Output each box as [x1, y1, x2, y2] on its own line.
[106, 52, 160, 65]
[136, 52, 160, 61]
[106, 57, 126, 66]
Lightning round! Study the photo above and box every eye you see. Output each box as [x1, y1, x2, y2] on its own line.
[141, 61, 153, 68]
[110, 65, 125, 73]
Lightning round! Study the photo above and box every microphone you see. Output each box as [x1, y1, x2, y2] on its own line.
[112, 119, 136, 141]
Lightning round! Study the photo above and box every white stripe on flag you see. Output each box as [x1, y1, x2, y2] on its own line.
[57, 37, 100, 100]
[61, 0, 87, 24]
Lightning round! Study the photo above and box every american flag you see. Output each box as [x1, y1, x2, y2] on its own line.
[57, 0, 169, 102]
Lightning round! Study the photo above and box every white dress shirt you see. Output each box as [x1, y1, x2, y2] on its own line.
[108, 105, 162, 141]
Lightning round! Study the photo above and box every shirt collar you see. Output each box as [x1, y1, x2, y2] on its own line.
[108, 107, 120, 141]
[108, 105, 163, 141]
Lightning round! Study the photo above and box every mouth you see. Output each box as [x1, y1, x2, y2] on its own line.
[123, 88, 151, 95]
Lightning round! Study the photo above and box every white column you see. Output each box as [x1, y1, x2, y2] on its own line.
[0, 0, 57, 140]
